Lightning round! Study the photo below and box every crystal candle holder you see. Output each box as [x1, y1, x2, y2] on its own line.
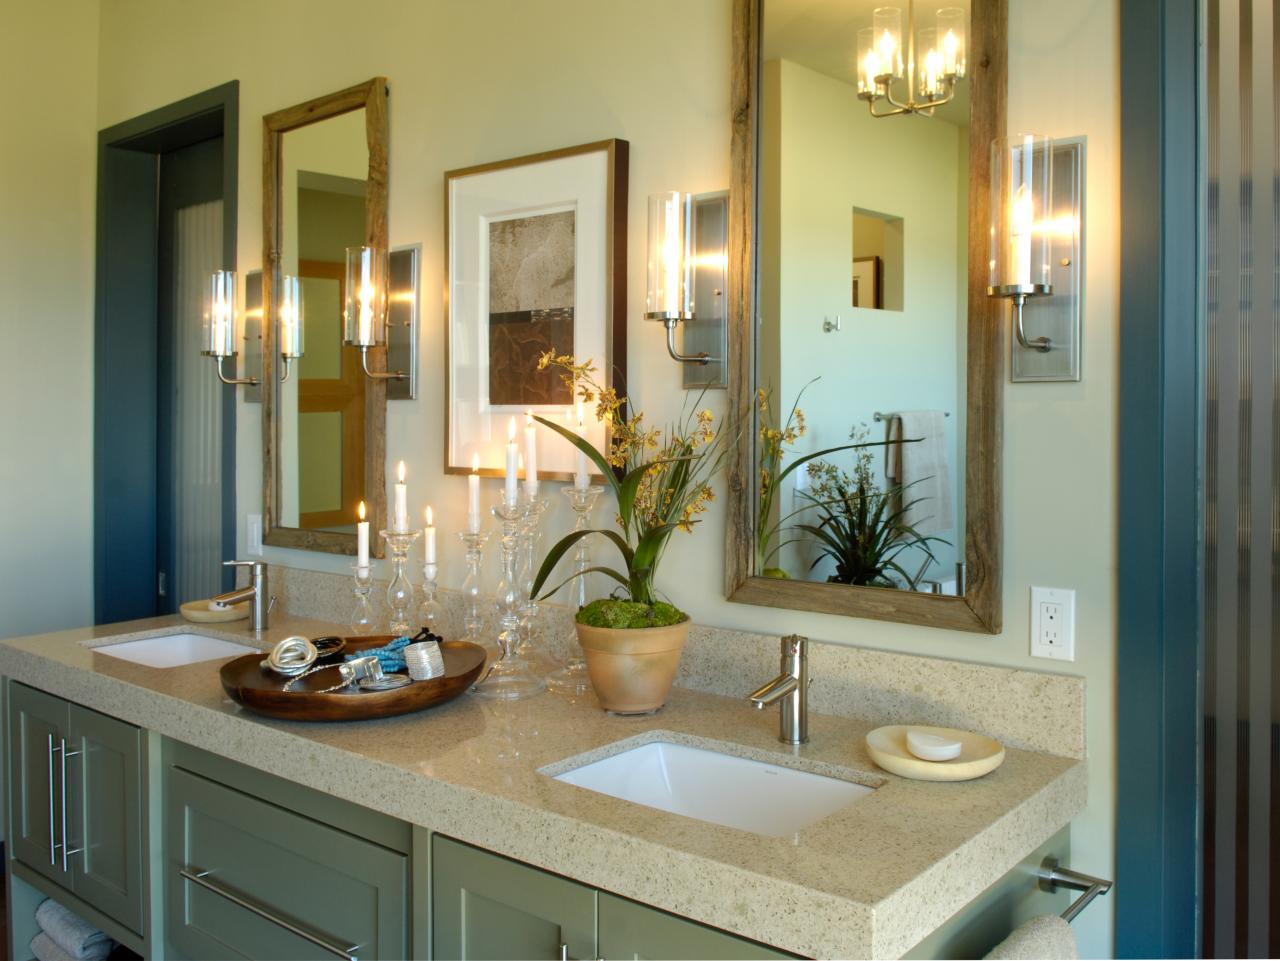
[418, 560, 445, 639]
[380, 528, 421, 637]
[350, 564, 376, 635]
[458, 529, 495, 661]
[516, 493, 559, 676]
[548, 486, 604, 695]
[473, 496, 545, 700]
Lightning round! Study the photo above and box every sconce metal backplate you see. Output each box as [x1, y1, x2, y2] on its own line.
[1011, 138, 1085, 383]
[386, 244, 421, 401]
[682, 191, 730, 390]
[243, 271, 264, 404]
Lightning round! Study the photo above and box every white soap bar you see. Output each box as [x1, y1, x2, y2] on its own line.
[208, 600, 230, 611]
[907, 729, 963, 762]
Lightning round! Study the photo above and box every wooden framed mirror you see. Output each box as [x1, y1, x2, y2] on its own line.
[725, 0, 1005, 633]
[261, 78, 389, 556]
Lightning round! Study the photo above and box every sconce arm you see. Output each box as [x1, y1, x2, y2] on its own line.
[663, 318, 715, 366]
[1012, 295, 1053, 353]
[360, 346, 407, 381]
[279, 356, 293, 384]
[216, 355, 260, 386]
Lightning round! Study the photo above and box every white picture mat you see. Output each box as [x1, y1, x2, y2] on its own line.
[448, 150, 610, 475]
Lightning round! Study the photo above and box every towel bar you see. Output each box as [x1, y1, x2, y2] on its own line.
[1038, 857, 1113, 923]
[872, 410, 951, 422]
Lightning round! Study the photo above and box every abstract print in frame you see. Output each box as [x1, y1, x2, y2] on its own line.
[445, 140, 628, 480]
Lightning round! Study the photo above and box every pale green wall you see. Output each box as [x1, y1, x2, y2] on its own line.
[0, 0, 99, 639]
[87, 2, 1120, 954]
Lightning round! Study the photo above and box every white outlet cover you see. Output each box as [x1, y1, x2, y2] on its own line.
[1030, 586, 1076, 661]
[247, 514, 264, 557]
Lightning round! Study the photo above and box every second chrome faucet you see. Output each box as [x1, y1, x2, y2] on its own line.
[748, 634, 809, 744]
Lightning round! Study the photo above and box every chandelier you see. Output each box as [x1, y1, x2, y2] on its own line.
[857, 2, 967, 118]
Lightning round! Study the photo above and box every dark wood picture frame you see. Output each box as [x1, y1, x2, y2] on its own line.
[442, 139, 628, 480]
[724, 0, 1005, 633]
[261, 77, 389, 557]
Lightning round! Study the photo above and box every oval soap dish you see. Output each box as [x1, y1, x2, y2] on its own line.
[865, 725, 1005, 782]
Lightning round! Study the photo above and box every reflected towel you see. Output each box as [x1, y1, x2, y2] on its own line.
[984, 915, 1079, 960]
[33, 900, 115, 961]
[889, 410, 953, 536]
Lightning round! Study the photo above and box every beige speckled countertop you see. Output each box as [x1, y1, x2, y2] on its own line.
[0, 615, 1086, 959]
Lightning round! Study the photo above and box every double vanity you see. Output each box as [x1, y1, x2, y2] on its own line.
[1, 605, 1084, 960]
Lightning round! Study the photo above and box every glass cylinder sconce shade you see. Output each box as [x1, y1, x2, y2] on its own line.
[937, 7, 967, 79]
[279, 274, 304, 360]
[645, 191, 694, 321]
[202, 270, 238, 358]
[872, 7, 904, 79]
[917, 27, 943, 98]
[343, 245, 388, 348]
[857, 28, 879, 97]
[988, 135, 1053, 296]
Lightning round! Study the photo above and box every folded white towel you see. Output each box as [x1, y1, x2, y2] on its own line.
[984, 914, 1079, 960]
[34, 900, 115, 961]
[890, 409, 953, 536]
[31, 932, 79, 961]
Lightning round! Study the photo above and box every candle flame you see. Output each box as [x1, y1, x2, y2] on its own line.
[357, 500, 366, 521]
[397, 460, 406, 483]
[425, 505, 433, 526]
[471, 452, 480, 473]
[525, 409, 534, 427]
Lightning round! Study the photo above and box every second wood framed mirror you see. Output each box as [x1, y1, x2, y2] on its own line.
[261, 77, 389, 556]
[725, 0, 1005, 633]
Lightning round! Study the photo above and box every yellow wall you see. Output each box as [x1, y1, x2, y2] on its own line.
[88, 1, 1120, 954]
[0, 0, 100, 637]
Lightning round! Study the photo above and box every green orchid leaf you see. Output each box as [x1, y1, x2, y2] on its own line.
[532, 415, 619, 498]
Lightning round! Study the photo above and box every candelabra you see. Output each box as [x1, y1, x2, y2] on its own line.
[473, 496, 545, 700]
[380, 528, 421, 637]
[548, 486, 604, 695]
[457, 529, 494, 662]
[350, 564, 376, 635]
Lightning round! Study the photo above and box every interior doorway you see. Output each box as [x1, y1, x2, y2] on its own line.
[93, 83, 239, 625]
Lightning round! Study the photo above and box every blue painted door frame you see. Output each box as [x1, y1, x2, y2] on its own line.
[1116, 0, 1201, 956]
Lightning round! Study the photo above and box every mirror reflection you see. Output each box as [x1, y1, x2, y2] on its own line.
[755, 0, 969, 595]
[275, 108, 369, 534]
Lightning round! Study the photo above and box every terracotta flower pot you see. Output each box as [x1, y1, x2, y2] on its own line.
[574, 618, 690, 714]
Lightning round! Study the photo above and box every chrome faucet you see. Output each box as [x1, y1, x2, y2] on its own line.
[213, 560, 272, 632]
[748, 634, 809, 744]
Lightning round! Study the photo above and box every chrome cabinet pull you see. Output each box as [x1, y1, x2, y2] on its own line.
[56, 738, 83, 872]
[179, 867, 361, 961]
[46, 733, 56, 866]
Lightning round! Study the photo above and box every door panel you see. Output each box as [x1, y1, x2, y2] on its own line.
[432, 835, 596, 961]
[67, 704, 143, 934]
[7, 683, 67, 884]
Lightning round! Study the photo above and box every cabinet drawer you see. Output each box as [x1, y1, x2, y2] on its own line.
[165, 766, 407, 961]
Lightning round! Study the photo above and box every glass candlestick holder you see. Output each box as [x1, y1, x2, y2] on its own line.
[516, 494, 559, 676]
[548, 486, 604, 695]
[473, 496, 545, 700]
[380, 528, 421, 637]
[418, 561, 445, 638]
[350, 564, 376, 635]
[458, 529, 495, 661]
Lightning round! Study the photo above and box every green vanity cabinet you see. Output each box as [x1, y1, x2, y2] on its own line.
[431, 836, 795, 961]
[5, 682, 145, 935]
[162, 743, 410, 960]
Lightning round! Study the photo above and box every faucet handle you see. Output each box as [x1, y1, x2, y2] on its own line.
[781, 634, 808, 657]
[224, 559, 267, 570]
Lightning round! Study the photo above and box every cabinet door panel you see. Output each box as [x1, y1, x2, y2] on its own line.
[7, 682, 67, 884]
[432, 835, 596, 961]
[165, 766, 407, 960]
[599, 893, 795, 960]
[67, 703, 143, 934]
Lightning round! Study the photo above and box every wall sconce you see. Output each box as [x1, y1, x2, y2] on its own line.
[987, 134, 1085, 382]
[278, 273, 304, 383]
[343, 245, 407, 382]
[646, 192, 726, 385]
[202, 270, 260, 386]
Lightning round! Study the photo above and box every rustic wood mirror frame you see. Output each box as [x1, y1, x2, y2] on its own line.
[261, 77, 389, 556]
[725, 1, 1006, 633]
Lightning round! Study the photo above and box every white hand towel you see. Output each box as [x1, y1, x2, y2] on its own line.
[984, 914, 1079, 960]
[34, 899, 115, 961]
[31, 932, 79, 961]
[890, 410, 953, 536]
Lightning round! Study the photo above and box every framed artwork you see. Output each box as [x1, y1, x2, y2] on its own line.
[852, 255, 884, 309]
[445, 139, 628, 478]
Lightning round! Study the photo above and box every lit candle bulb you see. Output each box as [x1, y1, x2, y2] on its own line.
[467, 453, 481, 533]
[394, 460, 408, 531]
[574, 400, 590, 490]
[424, 506, 436, 564]
[1010, 184, 1034, 287]
[504, 417, 519, 507]
[356, 500, 369, 572]
[524, 410, 539, 498]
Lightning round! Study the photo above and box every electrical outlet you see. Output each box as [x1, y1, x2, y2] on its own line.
[247, 514, 263, 557]
[1030, 586, 1076, 661]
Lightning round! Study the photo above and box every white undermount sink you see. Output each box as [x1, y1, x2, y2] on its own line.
[553, 740, 873, 837]
[91, 633, 259, 668]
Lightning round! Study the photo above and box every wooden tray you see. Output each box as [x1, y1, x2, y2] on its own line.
[220, 635, 486, 722]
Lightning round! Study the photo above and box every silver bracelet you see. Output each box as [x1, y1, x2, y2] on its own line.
[283, 655, 381, 693]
